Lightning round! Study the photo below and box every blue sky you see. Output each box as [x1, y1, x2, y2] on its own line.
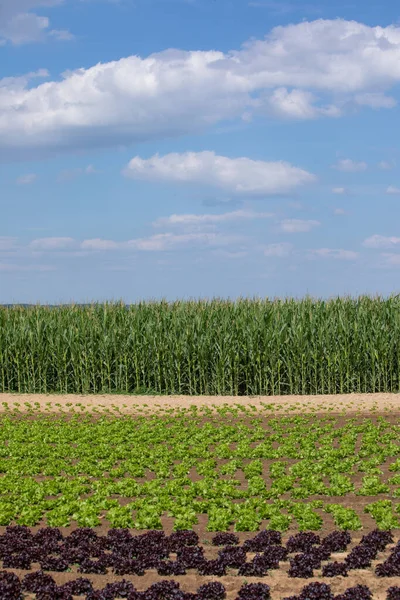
[1, 0, 400, 305]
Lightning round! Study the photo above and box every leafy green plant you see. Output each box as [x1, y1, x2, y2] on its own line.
[325, 505, 362, 530]
[268, 513, 291, 531]
[365, 500, 400, 529]
[357, 476, 390, 495]
[234, 503, 262, 532]
[289, 503, 323, 531]
[243, 460, 263, 478]
[326, 474, 354, 496]
[206, 507, 234, 532]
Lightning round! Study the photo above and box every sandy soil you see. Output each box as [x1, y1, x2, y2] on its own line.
[0, 392, 399, 414]
[18, 570, 399, 600]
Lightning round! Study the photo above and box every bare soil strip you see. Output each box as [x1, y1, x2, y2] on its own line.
[17, 570, 398, 600]
[0, 392, 399, 414]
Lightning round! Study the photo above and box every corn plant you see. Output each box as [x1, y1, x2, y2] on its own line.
[1, 294, 400, 395]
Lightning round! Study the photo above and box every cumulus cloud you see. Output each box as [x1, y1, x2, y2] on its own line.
[26, 232, 248, 254]
[0, 69, 49, 90]
[0, 0, 72, 45]
[2, 18, 400, 156]
[279, 219, 320, 233]
[362, 234, 400, 249]
[7, 208, 306, 260]
[29, 237, 75, 250]
[125, 232, 245, 251]
[333, 159, 367, 172]
[386, 185, 400, 194]
[332, 187, 346, 194]
[255, 87, 341, 119]
[124, 151, 315, 196]
[152, 209, 274, 230]
[16, 173, 36, 185]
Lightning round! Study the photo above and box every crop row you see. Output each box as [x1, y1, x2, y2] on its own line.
[0, 413, 399, 531]
[0, 526, 399, 578]
[2, 295, 400, 395]
[0, 570, 398, 600]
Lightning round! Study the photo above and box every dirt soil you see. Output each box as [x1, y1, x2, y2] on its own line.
[0, 392, 399, 414]
[17, 568, 400, 600]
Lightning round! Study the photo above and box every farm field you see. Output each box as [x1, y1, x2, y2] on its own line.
[0, 394, 398, 598]
[0, 298, 400, 598]
[2, 296, 400, 397]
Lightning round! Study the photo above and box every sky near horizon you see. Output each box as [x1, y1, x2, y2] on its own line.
[1, 0, 400, 305]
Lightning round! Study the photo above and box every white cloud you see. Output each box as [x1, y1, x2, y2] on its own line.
[308, 248, 359, 260]
[152, 209, 274, 229]
[27, 232, 247, 253]
[29, 237, 75, 250]
[378, 160, 395, 170]
[124, 151, 315, 196]
[332, 187, 346, 194]
[362, 234, 400, 249]
[256, 87, 341, 120]
[48, 28, 73, 41]
[2, 12, 50, 45]
[333, 159, 367, 172]
[386, 185, 400, 194]
[334, 208, 346, 215]
[2, 19, 400, 155]
[125, 232, 246, 251]
[263, 242, 293, 257]
[0, 0, 72, 45]
[0, 69, 49, 91]
[279, 219, 320, 232]
[16, 173, 36, 185]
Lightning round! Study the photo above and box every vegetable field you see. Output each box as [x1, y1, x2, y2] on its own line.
[1, 294, 400, 396]
[0, 400, 398, 597]
[0, 406, 399, 533]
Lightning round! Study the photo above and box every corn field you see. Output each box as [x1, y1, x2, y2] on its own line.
[1, 294, 400, 396]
